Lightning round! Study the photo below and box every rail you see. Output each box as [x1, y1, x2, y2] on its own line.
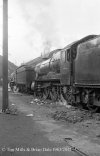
[64, 138, 90, 156]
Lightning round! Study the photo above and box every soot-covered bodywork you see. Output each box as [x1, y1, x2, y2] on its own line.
[11, 34, 100, 111]
[75, 36, 100, 86]
[35, 50, 61, 81]
[34, 35, 100, 110]
[74, 35, 100, 111]
[16, 65, 35, 92]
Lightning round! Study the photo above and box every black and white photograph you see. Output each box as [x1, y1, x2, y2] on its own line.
[0, 0, 100, 155]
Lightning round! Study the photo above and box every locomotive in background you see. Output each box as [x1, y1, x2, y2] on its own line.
[12, 34, 100, 111]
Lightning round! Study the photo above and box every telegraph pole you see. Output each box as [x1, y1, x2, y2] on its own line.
[2, 0, 8, 112]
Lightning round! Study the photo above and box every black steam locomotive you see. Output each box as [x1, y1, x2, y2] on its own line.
[13, 34, 100, 111]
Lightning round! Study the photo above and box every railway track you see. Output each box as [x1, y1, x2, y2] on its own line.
[64, 138, 90, 156]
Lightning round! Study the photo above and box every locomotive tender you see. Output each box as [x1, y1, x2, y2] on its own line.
[14, 34, 100, 111]
[15, 65, 35, 92]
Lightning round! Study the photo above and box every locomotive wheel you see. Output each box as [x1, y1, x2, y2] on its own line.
[43, 91, 47, 100]
[43, 88, 50, 100]
[61, 86, 68, 100]
[61, 86, 74, 105]
[87, 92, 98, 112]
[80, 90, 98, 112]
[87, 104, 98, 112]
[15, 86, 19, 92]
[38, 92, 43, 99]
[50, 87, 58, 101]
[38, 89, 45, 99]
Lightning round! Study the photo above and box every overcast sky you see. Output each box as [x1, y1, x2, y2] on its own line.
[0, 0, 100, 65]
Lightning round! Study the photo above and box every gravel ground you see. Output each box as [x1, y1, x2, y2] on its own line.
[31, 98, 100, 124]
[30, 97, 100, 147]
[7, 91, 100, 155]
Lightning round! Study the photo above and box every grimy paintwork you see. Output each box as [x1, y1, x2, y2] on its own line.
[12, 35, 100, 110]
[75, 37, 100, 86]
[16, 65, 36, 92]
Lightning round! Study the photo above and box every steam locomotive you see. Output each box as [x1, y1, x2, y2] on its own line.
[13, 34, 100, 111]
